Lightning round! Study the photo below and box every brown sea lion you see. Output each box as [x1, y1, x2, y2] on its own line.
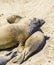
[0, 18, 45, 50]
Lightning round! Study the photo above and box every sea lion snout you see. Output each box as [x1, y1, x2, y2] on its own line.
[30, 18, 45, 27]
[37, 19, 45, 26]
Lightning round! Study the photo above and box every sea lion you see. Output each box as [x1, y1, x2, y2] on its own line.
[0, 18, 45, 50]
[15, 31, 45, 64]
[7, 15, 22, 24]
[0, 51, 17, 65]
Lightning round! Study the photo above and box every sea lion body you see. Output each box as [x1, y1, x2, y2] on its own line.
[16, 31, 45, 64]
[0, 18, 45, 50]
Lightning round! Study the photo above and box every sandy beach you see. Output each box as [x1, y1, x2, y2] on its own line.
[0, 0, 54, 65]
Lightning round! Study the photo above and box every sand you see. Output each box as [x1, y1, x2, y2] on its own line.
[0, 0, 54, 65]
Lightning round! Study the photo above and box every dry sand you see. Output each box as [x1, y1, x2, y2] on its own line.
[0, 0, 54, 65]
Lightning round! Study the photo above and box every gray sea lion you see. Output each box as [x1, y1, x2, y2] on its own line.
[0, 51, 17, 65]
[0, 18, 45, 50]
[15, 31, 45, 64]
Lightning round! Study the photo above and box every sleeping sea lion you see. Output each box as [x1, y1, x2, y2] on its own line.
[0, 18, 45, 50]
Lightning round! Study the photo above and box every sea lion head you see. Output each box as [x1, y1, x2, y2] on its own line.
[30, 18, 45, 27]
[29, 18, 45, 34]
